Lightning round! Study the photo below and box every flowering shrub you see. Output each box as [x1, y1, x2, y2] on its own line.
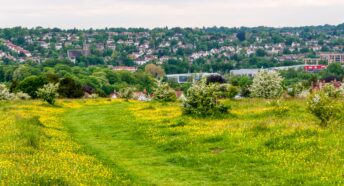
[0, 84, 30, 101]
[250, 71, 284, 99]
[153, 81, 176, 102]
[182, 79, 228, 116]
[321, 84, 342, 98]
[307, 92, 338, 127]
[15, 91, 31, 100]
[36, 83, 59, 105]
[0, 84, 15, 100]
[118, 87, 135, 101]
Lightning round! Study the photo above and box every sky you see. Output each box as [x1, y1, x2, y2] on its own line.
[0, 0, 343, 29]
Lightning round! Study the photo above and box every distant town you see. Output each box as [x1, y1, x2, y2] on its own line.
[0, 25, 343, 75]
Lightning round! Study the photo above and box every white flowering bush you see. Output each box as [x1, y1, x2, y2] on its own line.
[15, 92, 31, 100]
[250, 70, 284, 99]
[118, 87, 135, 101]
[307, 92, 338, 127]
[321, 84, 342, 98]
[36, 83, 59, 105]
[0, 84, 15, 100]
[183, 79, 228, 116]
[153, 81, 176, 102]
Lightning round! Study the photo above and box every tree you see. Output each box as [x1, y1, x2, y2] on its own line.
[17, 76, 46, 98]
[236, 31, 246, 41]
[145, 64, 165, 78]
[58, 77, 84, 98]
[153, 81, 176, 102]
[183, 79, 228, 116]
[250, 71, 284, 99]
[36, 83, 59, 105]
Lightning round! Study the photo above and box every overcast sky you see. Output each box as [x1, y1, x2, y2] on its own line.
[0, 0, 343, 29]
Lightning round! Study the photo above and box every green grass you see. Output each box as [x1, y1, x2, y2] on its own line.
[62, 99, 344, 185]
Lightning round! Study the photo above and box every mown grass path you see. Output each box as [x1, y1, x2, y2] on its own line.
[63, 100, 344, 186]
[63, 102, 213, 185]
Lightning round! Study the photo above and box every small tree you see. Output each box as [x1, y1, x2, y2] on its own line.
[183, 79, 228, 116]
[153, 81, 176, 102]
[36, 83, 59, 105]
[250, 70, 284, 99]
[118, 87, 135, 101]
[307, 92, 338, 127]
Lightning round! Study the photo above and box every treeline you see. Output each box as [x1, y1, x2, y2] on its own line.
[0, 59, 156, 98]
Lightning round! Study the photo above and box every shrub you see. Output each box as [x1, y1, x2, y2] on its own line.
[153, 81, 177, 102]
[36, 83, 59, 105]
[218, 84, 239, 99]
[17, 76, 46, 98]
[182, 79, 229, 116]
[269, 100, 290, 116]
[321, 84, 342, 98]
[206, 75, 226, 84]
[288, 82, 307, 97]
[0, 84, 15, 100]
[250, 71, 284, 99]
[15, 92, 31, 100]
[307, 92, 338, 127]
[118, 87, 135, 101]
[227, 85, 239, 99]
[58, 77, 84, 98]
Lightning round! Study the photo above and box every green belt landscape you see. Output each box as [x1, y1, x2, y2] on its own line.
[0, 99, 343, 185]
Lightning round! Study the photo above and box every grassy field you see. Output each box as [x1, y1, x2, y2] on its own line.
[0, 99, 343, 185]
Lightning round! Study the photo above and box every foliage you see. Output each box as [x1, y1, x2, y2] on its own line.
[0, 84, 30, 100]
[14, 91, 31, 100]
[269, 100, 290, 116]
[183, 79, 228, 116]
[288, 82, 307, 97]
[153, 81, 176, 102]
[145, 64, 165, 78]
[36, 83, 59, 105]
[0, 84, 15, 100]
[16, 76, 46, 98]
[206, 75, 226, 84]
[250, 70, 284, 99]
[307, 92, 338, 127]
[321, 84, 342, 98]
[58, 77, 84, 98]
[118, 87, 135, 101]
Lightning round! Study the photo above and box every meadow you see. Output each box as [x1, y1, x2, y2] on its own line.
[0, 98, 343, 185]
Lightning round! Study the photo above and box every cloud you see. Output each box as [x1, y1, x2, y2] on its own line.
[0, 0, 343, 28]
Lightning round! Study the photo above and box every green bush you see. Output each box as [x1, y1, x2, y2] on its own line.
[182, 79, 229, 116]
[153, 81, 176, 102]
[17, 76, 46, 98]
[36, 83, 59, 105]
[307, 92, 338, 127]
[58, 77, 84, 98]
[269, 100, 290, 116]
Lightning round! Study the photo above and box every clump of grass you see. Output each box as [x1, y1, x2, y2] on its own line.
[16, 116, 44, 149]
[170, 118, 188, 128]
[141, 105, 156, 110]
